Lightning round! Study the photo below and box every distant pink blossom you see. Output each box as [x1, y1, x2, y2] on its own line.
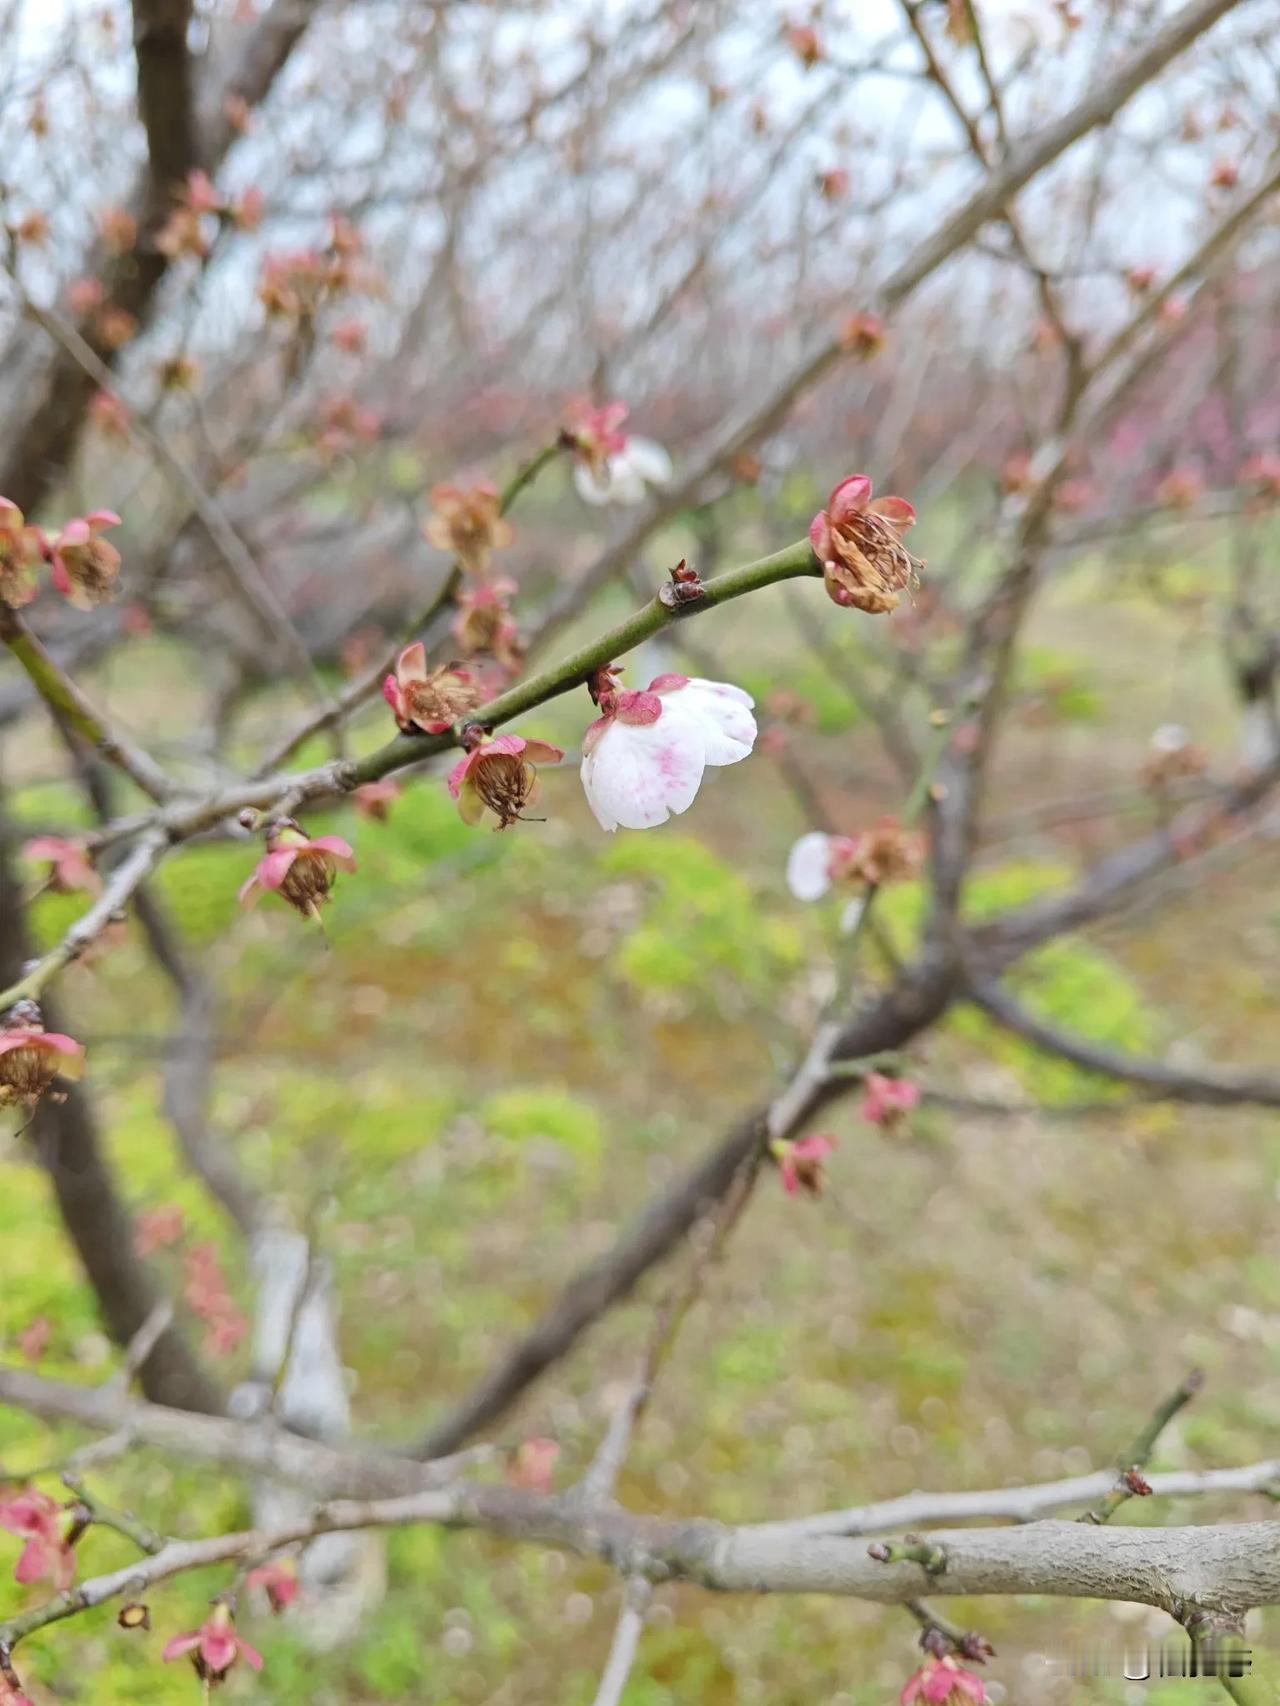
[0, 1489, 74, 1590]
[860, 1072, 921, 1129]
[163, 1604, 263, 1682]
[900, 1656, 986, 1705]
[22, 835, 99, 895]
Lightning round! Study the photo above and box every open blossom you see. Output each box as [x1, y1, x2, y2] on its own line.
[47, 510, 123, 609]
[575, 435, 672, 507]
[0, 1489, 75, 1590]
[22, 835, 99, 895]
[247, 1556, 300, 1613]
[238, 819, 356, 921]
[0, 1001, 85, 1108]
[581, 674, 756, 832]
[424, 482, 513, 574]
[382, 643, 479, 734]
[860, 1072, 921, 1129]
[0, 499, 43, 607]
[786, 821, 923, 900]
[900, 1656, 986, 1705]
[772, 1133, 835, 1197]
[563, 399, 628, 475]
[447, 734, 564, 829]
[809, 474, 921, 614]
[163, 1603, 263, 1684]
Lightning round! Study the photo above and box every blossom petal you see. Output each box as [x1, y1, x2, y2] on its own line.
[309, 835, 357, 871]
[15, 1537, 51, 1585]
[621, 436, 673, 486]
[397, 641, 428, 683]
[573, 463, 614, 506]
[446, 752, 474, 798]
[238, 1639, 265, 1671]
[256, 848, 298, 890]
[786, 832, 835, 901]
[456, 777, 487, 826]
[868, 494, 916, 531]
[162, 1632, 202, 1662]
[671, 680, 757, 765]
[580, 715, 707, 832]
[517, 739, 565, 766]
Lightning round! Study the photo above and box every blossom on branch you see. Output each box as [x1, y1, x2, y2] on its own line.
[353, 779, 402, 821]
[0, 499, 44, 607]
[508, 1437, 560, 1490]
[46, 510, 123, 609]
[238, 820, 357, 923]
[0, 1001, 85, 1108]
[0, 1489, 76, 1590]
[859, 1072, 920, 1129]
[580, 674, 756, 832]
[424, 482, 513, 575]
[163, 1603, 264, 1685]
[771, 1133, 835, 1197]
[22, 835, 100, 895]
[453, 580, 523, 674]
[447, 734, 564, 830]
[900, 1656, 986, 1705]
[383, 644, 479, 734]
[246, 1556, 300, 1613]
[565, 400, 673, 506]
[809, 475, 921, 614]
[786, 820, 923, 900]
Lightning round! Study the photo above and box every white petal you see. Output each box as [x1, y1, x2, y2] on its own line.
[621, 436, 673, 487]
[580, 715, 707, 831]
[573, 462, 615, 506]
[686, 676, 754, 709]
[839, 897, 866, 935]
[786, 832, 834, 901]
[668, 680, 756, 766]
[605, 458, 649, 505]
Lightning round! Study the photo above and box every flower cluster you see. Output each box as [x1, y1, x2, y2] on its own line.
[184, 1244, 249, 1359]
[581, 672, 757, 832]
[0, 999, 85, 1110]
[419, 481, 524, 680]
[564, 399, 673, 507]
[239, 819, 357, 923]
[0, 498, 123, 611]
[258, 218, 369, 326]
[809, 474, 920, 614]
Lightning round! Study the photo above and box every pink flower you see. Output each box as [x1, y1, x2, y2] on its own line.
[47, 510, 123, 609]
[330, 316, 367, 354]
[786, 831, 860, 901]
[563, 399, 630, 473]
[424, 482, 513, 574]
[0, 1003, 85, 1108]
[786, 822, 923, 899]
[1155, 466, 1204, 510]
[839, 311, 886, 356]
[230, 185, 265, 230]
[447, 734, 564, 830]
[22, 835, 100, 895]
[564, 400, 672, 506]
[134, 1202, 185, 1256]
[247, 1556, 300, 1613]
[0, 1489, 75, 1590]
[809, 475, 920, 614]
[163, 1603, 264, 1683]
[64, 276, 105, 316]
[382, 643, 479, 734]
[0, 498, 44, 607]
[353, 779, 402, 821]
[16, 1316, 51, 1363]
[580, 674, 756, 832]
[900, 1656, 986, 1705]
[452, 580, 523, 673]
[508, 1437, 560, 1491]
[1124, 264, 1157, 293]
[773, 1133, 835, 1197]
[88, 390, 130, 439]
[860, 1071, 921, 1129]
[238, 820, 356, 921]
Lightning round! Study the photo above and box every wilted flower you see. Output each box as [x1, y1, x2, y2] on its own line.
[353, 779, 402, 821]
[157, 354, 200, 392]
[0, 499, 43, 607]
[900, 1656, 987, 1705]
[818, 166, 850, 200]
[580, 674, 756, 832]
[839, 311, 886, 357]
[1155, 466, 1205, 510]
[88, 390, 130, 439]
[330, 316, 367, 354]
[93, 305, 138, 350]
[860, 1072, 921, 1129]
[163, 1603, 263, 1685]
[785, 21, 822, 65]
[772, 1133, 835, 1197]
[453, 580, 523, 673]
[134, 1202, 185, 1256]
[22, 836, 100, 895]
[562, 399, 629, 478]
[1209, 157, 1239, 189]
[238, 819, 356, 922]
[382, 644, 479, 734]
[786, 821, 923, 899]
[247, 1556, 300, 1613]
[1124, 264, 1157, 294]
[1053, 477, 1094, 513]
[97, 204, 138, 254]
[424, 483, 513, 575]
[10, 211, 48, 246]
[0, 1001, 85, 1108]
[47, 509, 123, 609]
[508, 1437, 560, 1491]
[447, 734, 564, 830]
[0, 1489, 75, 1590]
[315, 394, 380, 458]
[809, 474, 921, 614]
[65, 276, 106, 316]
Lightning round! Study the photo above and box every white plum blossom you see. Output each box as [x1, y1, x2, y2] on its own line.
[573, 436, 673, 506]
[580, 674, 756, 831]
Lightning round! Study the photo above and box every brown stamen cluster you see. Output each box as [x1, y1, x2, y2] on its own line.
[823, 512, 920, 615]
[470, 750, 538, 828]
